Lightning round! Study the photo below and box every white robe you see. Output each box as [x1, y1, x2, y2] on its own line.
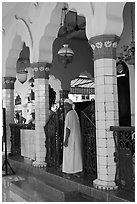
[62, 110, 83, 174]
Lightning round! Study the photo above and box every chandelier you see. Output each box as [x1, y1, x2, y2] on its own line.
[118, 3, 135, 65]
[57, 6, 74, 67]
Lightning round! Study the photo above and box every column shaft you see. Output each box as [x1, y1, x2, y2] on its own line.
[89, 35, 120, 190]
[94, 59, 119, 190]
[35, 78, 49, 164]
[2, 77, 16, 153]
[32, 63, 50, 167]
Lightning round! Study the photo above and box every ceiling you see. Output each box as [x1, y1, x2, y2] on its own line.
[58, 10, 87, 41]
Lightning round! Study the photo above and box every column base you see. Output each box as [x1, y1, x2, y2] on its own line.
[93, 179, 118, 191]
[32, 161, 47, 168]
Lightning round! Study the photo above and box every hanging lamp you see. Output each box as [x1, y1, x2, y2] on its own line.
[57, 6, 74, 67]
[16, 58, 29, 84]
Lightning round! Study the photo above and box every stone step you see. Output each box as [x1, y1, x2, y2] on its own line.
[28, 176, 73, 201]
[28, 176, 101, 202]
[66, 192, 100, 202]
[10, 180, 53, 202]
[10, 177, 99, 202]
[7, 158, 106, 202]
[9, 190, 28, 202]
[8, 157, 135, 202]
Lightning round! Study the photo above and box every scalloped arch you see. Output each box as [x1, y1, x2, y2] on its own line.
[38, 2, 65, 62]
[67, 2, 94, 40]
[14, 18, 32, 46]
[3, 18, 32, 77]
[3, 35, 22, 77]
[38, 2, 95, 63]
[38, 2, 125, 63]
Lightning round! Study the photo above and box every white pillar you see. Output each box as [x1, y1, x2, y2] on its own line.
[32, 63, 50, 167]
[2, 77, 16, 153]
[89, 35, 120, 190]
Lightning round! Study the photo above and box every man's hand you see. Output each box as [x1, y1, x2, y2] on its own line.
[63, 128, 70, 147]
[63, 138, 68, 147]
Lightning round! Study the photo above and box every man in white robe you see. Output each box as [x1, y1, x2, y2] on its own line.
[62, 99, 83, 178]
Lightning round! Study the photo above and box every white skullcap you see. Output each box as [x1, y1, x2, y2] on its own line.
[64, 99, 73, 105]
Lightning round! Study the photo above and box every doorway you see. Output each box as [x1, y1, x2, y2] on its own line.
[117, 61, 131, 126]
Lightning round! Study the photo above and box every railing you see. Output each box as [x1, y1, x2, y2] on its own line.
[44, 106, 64, 168]
[44, 100, 97, 178]
[81, 100, 97, 179]
[110, 126, 135, 192]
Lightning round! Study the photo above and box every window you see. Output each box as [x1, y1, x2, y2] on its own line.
[86, 95, 89, 100]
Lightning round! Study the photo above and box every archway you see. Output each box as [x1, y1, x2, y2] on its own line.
[117, 61, 131, 126]
[4, 35, 23, 77]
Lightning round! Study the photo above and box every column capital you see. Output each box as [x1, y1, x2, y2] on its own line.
[89, 35, 120, 61]
[2, 77, 16, 89]
[31, 62, 51, 79]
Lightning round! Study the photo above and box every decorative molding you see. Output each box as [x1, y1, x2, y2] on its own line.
[34, 66, 49, 79]
[31, 62, 51, 79]
[32, 160, 47, 168]
[93, 179, 118, 191]
[2, 77, 16, 89]
[94, 182, 118, 191]
[89, 35, 120, 61]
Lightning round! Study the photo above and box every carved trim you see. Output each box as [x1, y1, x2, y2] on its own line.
[34, 66, 49, 79]
[93, 179, 118, 191]
[93, 182, 118, 191]
[31, 62, 51, 79]
[32, 160, 47, 168]
[89, 35, 120, 61]
[2, 77, 16, 89]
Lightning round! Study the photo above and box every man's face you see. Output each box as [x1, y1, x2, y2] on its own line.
[64, 102, 72, 112]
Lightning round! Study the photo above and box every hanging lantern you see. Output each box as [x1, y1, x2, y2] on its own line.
[16, 58, 29, 84]
[58, 44, 74, 66]
[57, 6, 74, 67]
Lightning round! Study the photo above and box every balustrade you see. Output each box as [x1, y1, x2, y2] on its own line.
[110, 126, 135, 192]
[44, 105, 64, 168]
